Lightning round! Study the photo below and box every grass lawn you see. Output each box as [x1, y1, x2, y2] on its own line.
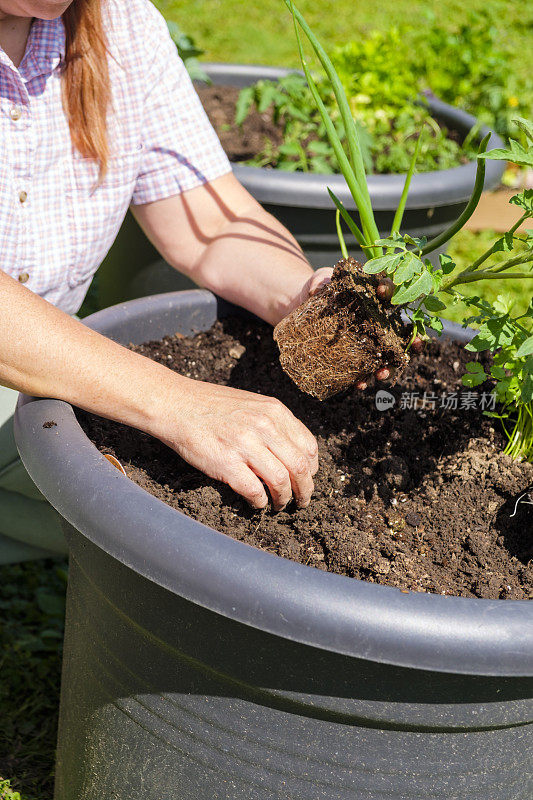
[0, 560, 66, 800]
[157, 0, 532, 85]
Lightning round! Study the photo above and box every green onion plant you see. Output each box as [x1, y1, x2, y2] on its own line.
[286, 1, 533, 460]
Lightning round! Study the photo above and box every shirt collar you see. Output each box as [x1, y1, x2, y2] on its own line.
[0, 17, 65, 81]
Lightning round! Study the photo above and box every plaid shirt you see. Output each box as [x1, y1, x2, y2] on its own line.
[0, 0, 231, 313]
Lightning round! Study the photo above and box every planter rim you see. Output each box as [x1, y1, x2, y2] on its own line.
[201, 63, 506, 209]
[14, 290, 533, 678]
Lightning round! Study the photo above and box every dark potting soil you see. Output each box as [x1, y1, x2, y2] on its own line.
[197, 85, 284, 163]
[78, 318, 533, 600]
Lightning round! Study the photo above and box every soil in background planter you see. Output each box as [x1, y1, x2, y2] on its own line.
[78, 318, 533, 600]
[197, 85, 283, 162]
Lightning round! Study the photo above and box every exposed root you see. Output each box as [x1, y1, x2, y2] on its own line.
[274, 257, 411, 400]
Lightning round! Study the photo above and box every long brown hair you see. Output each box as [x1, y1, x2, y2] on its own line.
[61, 0, 111, 176]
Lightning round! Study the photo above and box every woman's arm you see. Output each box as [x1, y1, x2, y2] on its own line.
[132, 171, 395, 384]
[131, 172, 330, 327]
[0, 269, 317, 509]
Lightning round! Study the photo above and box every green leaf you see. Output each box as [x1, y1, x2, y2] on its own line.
[308, 140, 332, 155]
[493, 294, 513, 314]
[439, 253, 456, 275]
[327, 188, 366, 248]
[391, 269, 433, 305]
[465, 332, 495, 353]
[279, 142, 302, 156]
[462, 371, 486, 388]
[363, 253, 402, 274]
[393, 252, 424, 285]
[465, 361, 485, 374]
[257, 83, 278, 113]
[235, 87, 254, 126]
[427, 316, 443, 333]
[521, 372, 533, 403]
[465, 318, 516, 352]
[403, 234, 428, 250]
[513, 117, 533, 143]
[510, 189, 533, 213]
[424, 295, 447, 312]
[373, 234, 406, 249]
[516, 335, 533, 358]
[491, 231, 515, 254]
[479, 139, 533, 169]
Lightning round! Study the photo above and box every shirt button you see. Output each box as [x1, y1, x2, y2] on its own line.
[18, 272, 29, 283]
[19, 190, 28, 204]
[10, 105, 22, 121]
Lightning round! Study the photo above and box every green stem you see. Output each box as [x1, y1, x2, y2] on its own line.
[328, 188, 374, 252]
[286, 0, 381, 253]
[289, 11, 377, 255]
[442, 250, 533, 290]
[445, 270, 533, 288]
[488, 249, 533, 273]
[336, 209, 349, 259]
[503, 403, 533, 462]
[467, 212, 530, 272]
[390, 129, 424, 237]
[420, 134, 490, 257]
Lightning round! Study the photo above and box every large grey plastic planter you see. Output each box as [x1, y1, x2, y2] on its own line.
[14, 291, 533, 800]
[94, 64, 506, 308]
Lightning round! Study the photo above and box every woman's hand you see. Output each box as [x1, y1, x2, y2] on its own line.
[153, 379, 318, 511]
[285, 268, 399, 388]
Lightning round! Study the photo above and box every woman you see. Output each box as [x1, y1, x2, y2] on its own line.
[0, 0, 391, 562]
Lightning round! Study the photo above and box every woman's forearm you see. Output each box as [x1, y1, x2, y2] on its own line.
[190, 202, 314, 326]
[0, 269, 319, 510]
[0, 270, 185, 437]
[132, 173, 315, 326]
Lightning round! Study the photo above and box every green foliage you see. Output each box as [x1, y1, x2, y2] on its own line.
[236, 33, 475, 175]
[235, 74, 371, 174]
[0, 780, 22, 800]
[329, 31, 473, 174]
[166, 21, 210, 83]
[161, 0, 531, 100]
[460, 294, 533, 460]
[412, 10, 532, 141]
[0, 559, 67, 800]
[233, 7, 533, 177]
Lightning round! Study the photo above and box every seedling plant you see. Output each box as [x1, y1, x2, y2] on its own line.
[275, 1, 533, 461]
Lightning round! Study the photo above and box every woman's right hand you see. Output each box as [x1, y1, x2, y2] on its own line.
[0, 271, 317, 512]
[152, 379, 319, 511]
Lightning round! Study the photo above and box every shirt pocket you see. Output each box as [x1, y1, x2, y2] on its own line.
[66, 146, 144, 289]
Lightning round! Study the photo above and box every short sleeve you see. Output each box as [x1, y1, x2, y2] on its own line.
[131, 10, 232, 205]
